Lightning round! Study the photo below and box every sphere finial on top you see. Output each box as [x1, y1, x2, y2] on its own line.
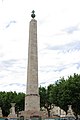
[31, 10, 35, 18]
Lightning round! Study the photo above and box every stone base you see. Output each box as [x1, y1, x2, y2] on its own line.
[25, 94, 40, 111]
[8, 113, 17, 118]
[19, 110, 48, 119]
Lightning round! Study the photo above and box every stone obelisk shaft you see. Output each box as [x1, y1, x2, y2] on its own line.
[27, 19, 38, 95]
[25, 19, 40, 112]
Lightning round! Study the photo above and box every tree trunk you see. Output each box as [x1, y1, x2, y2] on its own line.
[47, 109, 50, 117]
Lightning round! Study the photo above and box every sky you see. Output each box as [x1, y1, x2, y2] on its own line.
[0, 0, 80, 93]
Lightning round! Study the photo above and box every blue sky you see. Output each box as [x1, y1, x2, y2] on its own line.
[0, 0, 80, 93]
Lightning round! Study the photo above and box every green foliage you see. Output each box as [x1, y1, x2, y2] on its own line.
[39, 73, 80, 117]
[39, 86, 47, 108]
[0, 91, 25, 117]
[39, 85, 55, 117]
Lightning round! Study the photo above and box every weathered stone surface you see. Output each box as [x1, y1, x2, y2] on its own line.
[25, 94, 40, 111]
[0, 107, 2, 117]
[8, 103, 17, 118]
[67, 105, 75, 117]
[26, 19, 39, 95]
[24, 19, 40, 118]
[19, 109, 51, 119]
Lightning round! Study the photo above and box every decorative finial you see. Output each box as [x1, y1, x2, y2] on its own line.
[31, 10, 35, 18]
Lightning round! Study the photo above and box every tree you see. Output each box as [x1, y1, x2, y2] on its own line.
[39, 85, 54, 117]
[67, 74, 80, 117]
[53, 74, 80, 117]
[39, 86, 47, 108]
[0, 91, 25, 117]
[39, 73, 80, 117]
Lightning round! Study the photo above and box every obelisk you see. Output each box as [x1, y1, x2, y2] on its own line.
[25, 10, 40, 117]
